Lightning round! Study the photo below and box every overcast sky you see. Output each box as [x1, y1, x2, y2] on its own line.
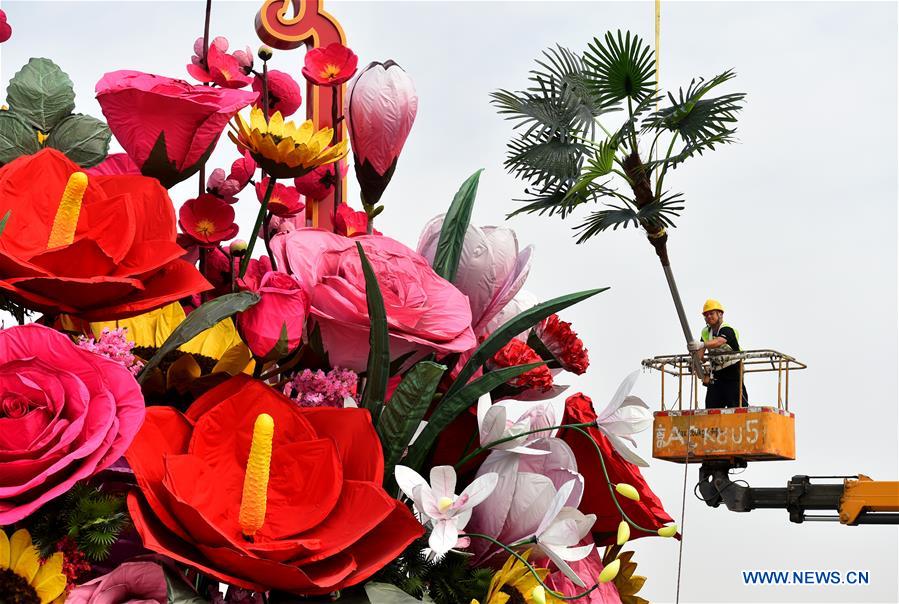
[1, 1, 897, 602]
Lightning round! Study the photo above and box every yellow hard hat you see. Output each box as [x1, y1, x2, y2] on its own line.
[702, 299, 724, 313]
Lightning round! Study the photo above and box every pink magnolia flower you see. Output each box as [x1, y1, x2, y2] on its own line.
[271, 229, 476, 371]
[85, 153, 140, 177]
[188, 36, 254, 88]
[476, 395, 565, 455]
[302, 43, 359, 87]
[418, 217, 532, 336]
[0, 324, 145, 524]
[0, 10, 11, 43]
[344, 61, 418, 206]
[253, 70, 303, 118]
[67, 561, 167, 604]
[207, 152, 256, 202]
[395, 465, 498, 556]
[237, 257, 309, 360]
[294, 159, 347, 202]
[256, 177, 304, 217]
[96, 70, 257, 188]
[179, 194, 239, 245]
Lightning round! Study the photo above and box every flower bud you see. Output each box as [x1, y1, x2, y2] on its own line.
[230, 239, 248, 256]
[530, 585, 546, 604]
[615, 483, 640, 501]
[658, 523, 678, 538]
[598, 558, 621, 583]
[616, 520, 630, 545]
[258, 45, 273, 61]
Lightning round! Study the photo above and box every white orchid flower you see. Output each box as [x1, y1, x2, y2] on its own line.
[594, 370, 652, 467]
[531, 480, 596, 587]
[476, 394, 565, 455]
[395, 465, 498, 555]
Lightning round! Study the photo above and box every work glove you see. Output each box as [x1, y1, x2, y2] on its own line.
[687, 340, 705, 353]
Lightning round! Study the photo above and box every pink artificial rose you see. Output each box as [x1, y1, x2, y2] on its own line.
[271, 229, 476, 371]
[418, 216, 532, 336]
[237, 258, 309, 360]
[543, 546, 623, 603]
[95, 70, 257, 188]
[344, 61, 418, 206]
[0, 324, 145, 524]
[67, 561, 167, 604]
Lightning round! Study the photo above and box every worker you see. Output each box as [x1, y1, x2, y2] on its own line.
[687, 299, 748, 409]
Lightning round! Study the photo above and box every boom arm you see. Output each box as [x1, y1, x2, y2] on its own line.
[697, 460, 899, 525]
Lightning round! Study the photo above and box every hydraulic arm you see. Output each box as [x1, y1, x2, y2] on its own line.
[697, 460, 899, 525]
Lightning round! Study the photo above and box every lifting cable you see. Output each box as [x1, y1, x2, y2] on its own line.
[674, 367, 692, 604]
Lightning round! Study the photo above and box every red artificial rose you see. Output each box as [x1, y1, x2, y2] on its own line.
[561, 393, 675, 544]
[302, 43, 358, 87]
[237, 258, 309, 360]
[0, 149, 210, 320]
[125, 376, 422, 595]
[96, 70, 257, 188]
[489, 338, 554, 392]
[179, 194, 240, 245]
[535, 314, 590, 375]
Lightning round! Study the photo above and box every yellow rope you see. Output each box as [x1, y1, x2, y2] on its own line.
[655, 0, 661, 110]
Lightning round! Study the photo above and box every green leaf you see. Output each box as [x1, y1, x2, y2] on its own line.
[358, 243, 389, 421]
[0, 112, 40, 165]
[46, 113, 111, 168]
[0, 210, 11, 237]
[583, 30, 656, 104]
[432, 169, 482, 281]
[6, 58, 76, 131]
[164, 570, 208, 604]
[444, 288, 608, 401]
[403, 362, 545, 470]
[378, 360, 446, 489]
[138, 292, 260, 383]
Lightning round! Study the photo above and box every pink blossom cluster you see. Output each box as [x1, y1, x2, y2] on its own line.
[282, 367, 358, 408]
[76, 328, 144, 376]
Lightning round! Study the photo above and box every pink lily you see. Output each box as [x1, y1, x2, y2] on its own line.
[532, 480, 597, 587]
[593, 371, 652, 467]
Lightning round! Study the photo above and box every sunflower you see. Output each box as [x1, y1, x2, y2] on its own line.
[0, 529, 66, 604]
[605, 549, 648, 604]
[229, 107, 348, 178]
[67, 302, 253, 408]
[472, 551, 562, 604]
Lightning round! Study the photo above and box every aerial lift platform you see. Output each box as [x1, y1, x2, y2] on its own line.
[641, 350, 899, 525]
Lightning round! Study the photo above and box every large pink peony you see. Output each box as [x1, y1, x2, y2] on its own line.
[272, 229, 476, 371]
[96, 71, 257, 188]
[0, 324, 145, 524]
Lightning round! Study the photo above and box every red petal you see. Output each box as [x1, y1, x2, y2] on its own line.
[93, 174, 177, 242]
[299, 407, 384, 483]
[185, 374, 253, 422]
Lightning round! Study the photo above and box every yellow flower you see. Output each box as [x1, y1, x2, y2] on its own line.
[472, 551, 563, 604]
[229, 107, 348, 178]
[604, 548, 649, 604]
[0, 529, 67, 604]
[63, 302, 253, 406]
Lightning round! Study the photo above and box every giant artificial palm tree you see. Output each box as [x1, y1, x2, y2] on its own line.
[492, 30, 745, 376]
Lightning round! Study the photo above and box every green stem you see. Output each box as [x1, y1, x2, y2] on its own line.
[240, 177, 277, 278]
[654, 132, 679, 199]
[626, 97, 639, 155]
[461, 533, 603, 601]
[262, 210, 277, 272]
[454, 421, 596, 469]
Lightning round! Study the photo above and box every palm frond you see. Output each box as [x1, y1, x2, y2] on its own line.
[643, 70, 745, 146]
[583, 30, 656, 104]
[643, 130, 738, 171]
[574, 191, 685, 242]
[503, 132, 586, 190]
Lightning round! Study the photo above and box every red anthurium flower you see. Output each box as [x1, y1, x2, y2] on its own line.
[253, 70, 302, 118]
[96, 70, 257, 188]
[124, 375, 423, 596]
[333, 203, 379, 237]
[179, 194, 239, 245]
[188, 36, 254, 89]
[344, 61, 418, 206]
[0, 149, 210, 321]
[302, 43, 359, 87]
[294, 160, 347, 202]
[535, 314, 590, 375]
[255, 177, 304, 218]
[561, 394, 675, 544]
[0, 10, 11, 43]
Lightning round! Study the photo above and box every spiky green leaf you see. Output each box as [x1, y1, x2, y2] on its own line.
[432, 169, 483, 281]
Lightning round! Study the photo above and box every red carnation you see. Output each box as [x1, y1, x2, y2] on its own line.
[125, 376, 422, 595]
[535, 314, 590, 375]
[302, 43, 358, 87]
[489, 338, 553, 392]
[179, 194, 239, 245]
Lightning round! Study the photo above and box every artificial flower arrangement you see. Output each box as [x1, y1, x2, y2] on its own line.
[0, 5, 719, 603]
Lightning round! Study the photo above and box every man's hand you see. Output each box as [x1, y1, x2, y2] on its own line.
[688, 340, 705, 353]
